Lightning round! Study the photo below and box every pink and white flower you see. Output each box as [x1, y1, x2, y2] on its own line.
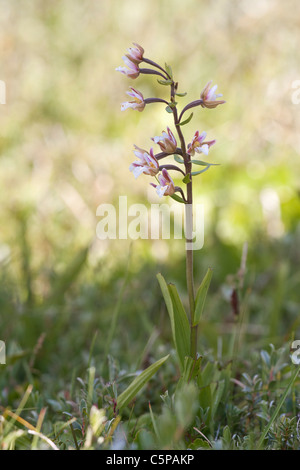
[121, 88, 145, 112]
[126, 43, 144, 64]
[151, 169, 175, 197]
[187, 131, 216, 156]
[200, 80, 225, 109]
[116, 56, 140, 79]
[129, 146, 159, 179]
[151, 127, 177, 153]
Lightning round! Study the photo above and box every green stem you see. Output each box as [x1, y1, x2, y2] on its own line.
[170, 82, 196, 359]
[186, 179, 196, 358]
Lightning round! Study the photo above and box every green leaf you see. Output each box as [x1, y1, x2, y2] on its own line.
[157, 273, 174, 333]
[191, 161, 220, 176]
[176, 356, 201, 390]
[199, 384, 212, 418]
[191, 160, 219, 167]
[198, 361, 215, 387]
[157, 274, 190, 370]
[189, 438, 211, 450]
[174, 154, 185, 164]
[223, 425, 232, 444]
[191, 167, 211, 176]
[178, 357, 195, 386]
[193, 268, 213, 326]
[170, 194, 185, 204]
[178, 112, 193, 126]
[117, 355, 169, 411]
[174, 382, 199, 430]
[149, 402, 160, 439]
[157, 79, 173, 86]
[211, 379, 225, 421]
[165, 105, 173, 113]
[175, 92, 187, 97]
[168, 283, 191, 365]
[164, 63, 173, 79]
[182, 173, 191, 184]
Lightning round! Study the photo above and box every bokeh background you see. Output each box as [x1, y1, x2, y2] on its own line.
[1, 0, 300, 387]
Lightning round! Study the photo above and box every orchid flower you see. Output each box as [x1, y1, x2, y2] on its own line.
[200, 80, 226, 109]
[116, 56, 140, 79]
[151, 127, 177, 153]
[125, 43, 144, 64]
[150, 168, 175, 197]
[129, 146, 159, 179]
[187, 131, 216, 156]
[121, 87, 145, 112]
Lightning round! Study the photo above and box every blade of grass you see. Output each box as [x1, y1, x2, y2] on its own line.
[168, 283, 190, 366]
[88, 330, 98, 369]
[157, 273, 190, 370]
[117, 354, 169, 411]
[3, 409, 37, 432]
[69, 422, 80, 450]
[149, 402, 160, 440]
[257, 365, 300, 449]
[4, 384, 33, 435]
[193, 268, 213, 326]
[87, 366, 95, 412]
[136, 328, 160, 369]
[31, 407, 47, 449]
[28, 430, 59, 450]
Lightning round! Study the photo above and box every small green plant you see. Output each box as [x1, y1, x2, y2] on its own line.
[116, 42, 225, 397]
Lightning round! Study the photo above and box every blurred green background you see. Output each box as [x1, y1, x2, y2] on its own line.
[1, 0, 300, 388]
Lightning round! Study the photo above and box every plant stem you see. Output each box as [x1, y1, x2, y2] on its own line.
[159, 164, 185, 176]
[144, 97, 170, 106]
[186, 177, 196, 358]
[154, 148, 183, 161]
[139, 68, 169, 80]
[170, 82, 196, 359]
[178, 99, 204, 123]
[142, 58, 171, 80]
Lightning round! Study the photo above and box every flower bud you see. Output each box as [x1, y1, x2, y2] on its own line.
[200, 80, 225, 109]
[125, 43, 144, 64]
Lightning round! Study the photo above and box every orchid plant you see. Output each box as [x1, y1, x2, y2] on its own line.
[115, 43, 225, 406]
